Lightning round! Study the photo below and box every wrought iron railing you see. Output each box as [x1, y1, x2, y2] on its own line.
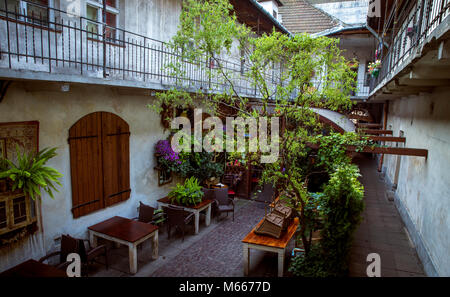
[369, 0, 450, 94]
[352, 79, 370, 98]
[0, 0, 280, 98]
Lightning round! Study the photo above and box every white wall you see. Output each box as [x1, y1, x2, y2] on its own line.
[0, 81, 175, 271]
[382, 87, 450, 276]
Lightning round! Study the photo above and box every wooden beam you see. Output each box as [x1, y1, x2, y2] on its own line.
[356, 123, 382, 128]
[347, 114, 373, 122]
[307, 143, 428, 158]
[368, 136, 406, 142]
[359, 129, 393, 135]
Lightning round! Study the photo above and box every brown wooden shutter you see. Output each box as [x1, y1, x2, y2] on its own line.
[69, 112, 104, 218]
[69, 112, 130, 218]
[101, 112, 131, 207]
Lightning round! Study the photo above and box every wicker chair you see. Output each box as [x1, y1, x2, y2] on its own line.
[163, 205, 194, 242]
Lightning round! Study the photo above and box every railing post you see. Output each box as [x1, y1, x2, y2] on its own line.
[102, 0, 106, 78]
[143, 37, 146, 81]
[5, 0, 12, 69]
[80, 16, 83, 75]
[123, 30, 126, 80]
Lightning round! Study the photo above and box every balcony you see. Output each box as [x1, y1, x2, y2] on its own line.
[0, 1, 279, 99]
[369, 0, 450, 96]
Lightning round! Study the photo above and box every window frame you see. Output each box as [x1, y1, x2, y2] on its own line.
[85, 0, 119, 41]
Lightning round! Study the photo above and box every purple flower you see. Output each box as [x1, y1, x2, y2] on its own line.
[156, 140, 179, 162]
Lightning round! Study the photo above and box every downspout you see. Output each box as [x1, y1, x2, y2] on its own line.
[365, 23, 389, 49]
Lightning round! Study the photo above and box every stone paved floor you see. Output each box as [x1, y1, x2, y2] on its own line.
[90, 198, 294, 277]
[349, 156, 425, 277]
[89, 156, 425, 277]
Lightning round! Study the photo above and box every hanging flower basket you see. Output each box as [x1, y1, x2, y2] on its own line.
[371, 68, 380, 78]
[368, 60, 381, 78]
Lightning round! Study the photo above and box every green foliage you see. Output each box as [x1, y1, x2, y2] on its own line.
[315, 132, 370, 172]
[152, 209, 166, 225]
[176, 151, 223, 182]
[168, 176, 204, 206]
[289, 163, 364, 277]
[149, 0, 364, 268]
[0, 146, 63, 200]
[0, 158, 10, 172]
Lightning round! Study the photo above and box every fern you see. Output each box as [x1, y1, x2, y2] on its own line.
[0, 145, 63, 200]
[168, 176, 204, 206]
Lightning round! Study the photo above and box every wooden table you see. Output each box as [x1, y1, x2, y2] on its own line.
[157, 197, 213, 234]
[88, 216, 158, 274]
[242, 218, 299, 277]
[0, 259, 67, 277]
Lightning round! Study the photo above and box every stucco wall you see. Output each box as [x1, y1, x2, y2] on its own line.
[0, 81, 176, 271]
[382, 87, 450, 276]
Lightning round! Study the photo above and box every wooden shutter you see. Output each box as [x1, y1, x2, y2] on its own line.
[69, 112, 104, 218]
[69, 112, 130, 218]
[101, 112, 131, 207]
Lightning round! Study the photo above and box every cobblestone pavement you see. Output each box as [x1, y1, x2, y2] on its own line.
[349, 157, 425, 277]
[90, 157, 425, 277]
[90, 198, 294, 277]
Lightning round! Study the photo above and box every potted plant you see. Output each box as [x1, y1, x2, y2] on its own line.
[368, 60, 381, 78]
[168, 176, 204, 206]
[0, 146, 63, 200]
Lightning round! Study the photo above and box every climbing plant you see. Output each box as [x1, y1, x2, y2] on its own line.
[148, 0, 362, 260]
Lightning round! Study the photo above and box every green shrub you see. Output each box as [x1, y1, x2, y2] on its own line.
[289, 163, 364, 277]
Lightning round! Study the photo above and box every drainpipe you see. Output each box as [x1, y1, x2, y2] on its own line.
[365, 23, 389, 49]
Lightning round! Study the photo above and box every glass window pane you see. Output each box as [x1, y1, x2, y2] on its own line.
[13, 196, 27, 225]
[106, 0, 116, 8]
[0, 0, 20, 16]
[86, 5, 98, 21]
[105, 11, 116, 27]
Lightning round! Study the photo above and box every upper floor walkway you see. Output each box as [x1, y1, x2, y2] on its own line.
[369, 0, 450, 98]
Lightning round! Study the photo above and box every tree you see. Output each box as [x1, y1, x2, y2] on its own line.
[149, 0, 361, 255]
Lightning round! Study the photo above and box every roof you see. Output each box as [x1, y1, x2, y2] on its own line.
[278, 0, 338, 34]
[248, 0, 292, 35]
[231, 0, 292, 36]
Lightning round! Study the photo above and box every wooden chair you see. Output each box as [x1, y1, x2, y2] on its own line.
[39, 234, 108, 276]
[163, 205, 194, 242]
[133, 201, 165, 225]
[222, 174, 237, 198]
[213, 187, 235, 222]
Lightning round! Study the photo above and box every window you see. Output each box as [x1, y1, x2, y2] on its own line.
[86, 0, 119, 41]
[273, 10, 277, 19]
[0, 192, 37, 236]
[0, 0, 52, 26]
[69, 112, 130, 218]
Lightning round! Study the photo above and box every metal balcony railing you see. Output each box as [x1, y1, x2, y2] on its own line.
[369, 0, 450, 94]
[352, 79, 370, 98]
[0, 0, 281, 98]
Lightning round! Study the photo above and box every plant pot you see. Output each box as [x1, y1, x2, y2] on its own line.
[371, 68, 380, 78]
